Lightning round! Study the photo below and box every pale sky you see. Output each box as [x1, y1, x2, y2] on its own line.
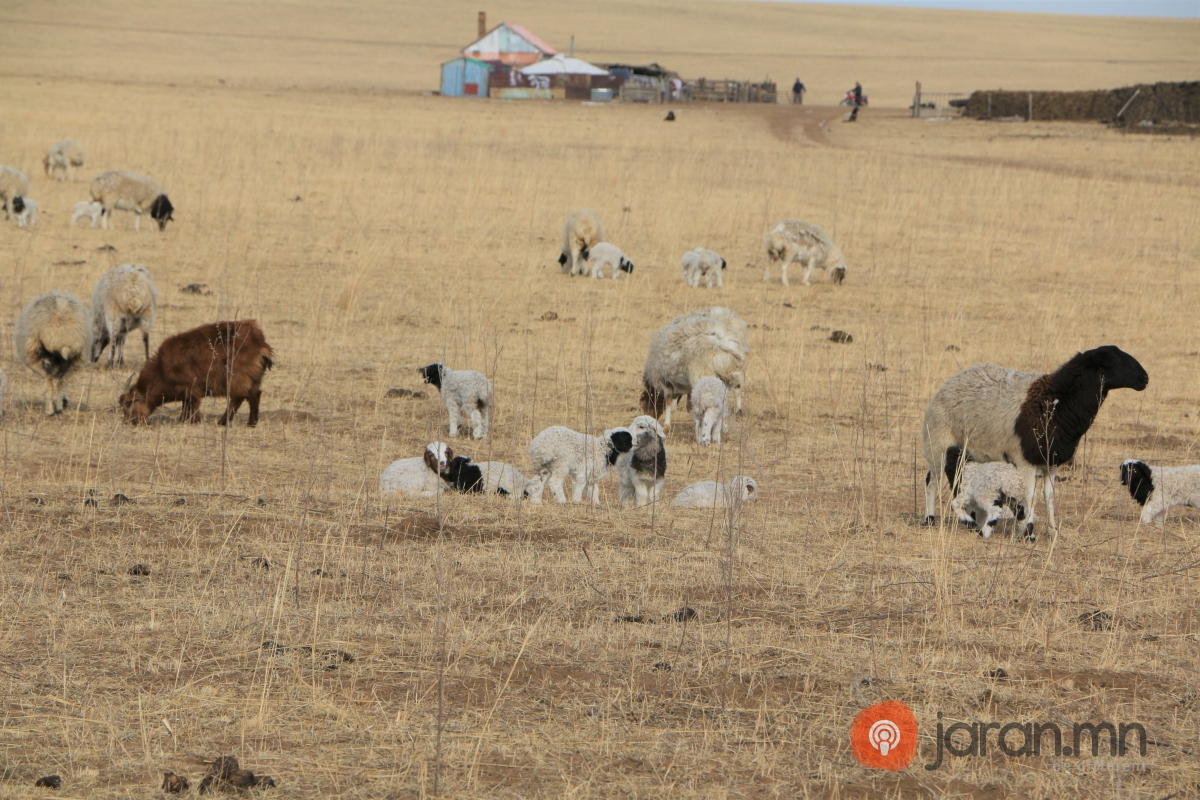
[780, 0, 1200, 16]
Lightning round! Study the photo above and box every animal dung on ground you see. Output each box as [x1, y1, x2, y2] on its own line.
[34, 775, 62, 788]
[538, 310, 559, 321]
[384, 387, 412, 398]
[174, 497, 186, 505]
[250, 557, 271, 570]
[30, 497, 45, 506]
[84, 498, 98, 508]
[128, 563, 150, 576]
[671, 607, 698, 622]
[829, 330, 853, 344]
[1077, 609, 1114, 631]
[652, 661, 672, 671]
[197, 754, 275, 793]
[945, 344, 961, 352]
[987, 668, 1009, 680]
[620, 614, 650, 624]
[179, 283, 212, 295]
[112, 493, 132, 505]
[162, 773, 189, 793]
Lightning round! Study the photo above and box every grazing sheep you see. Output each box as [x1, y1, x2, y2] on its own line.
[764, 220, 847, 286]
[90, 264, 158, 367]
[525, 425, 634, 504]
[72, 201, 104, 227]
[440, 455, 529, 497]
[1120, 460, 1200, 525]
[558, 210, 604, 276]
[690, 376, 729, 446]
[418, 363, 492, 439]
[680, 248, 726, 288]
[617, 415, 667, 507]
[380, 443, 453, 498]
[14, 291, 92, 416]
[90, 170, 174, 231]
[120, 320, 273, 426]
[672, 476, 758, 509]
[44, 140, 85, 181]
[922, 346, 1148, 539]
[0, 166, 29, 220]
[641, 306, 750, 431]
[12, 197, 37, 228]
[943, 445, 1027, 539]
[587, 242, 635, 280]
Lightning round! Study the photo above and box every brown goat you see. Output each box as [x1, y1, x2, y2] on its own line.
[119, 320, 274, 426]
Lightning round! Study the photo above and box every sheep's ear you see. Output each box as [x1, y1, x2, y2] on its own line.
[610, 430, 634, 453]
[558, 253, 568, 266]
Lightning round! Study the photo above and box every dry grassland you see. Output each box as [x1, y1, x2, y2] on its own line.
[1, 2, 1200, 798]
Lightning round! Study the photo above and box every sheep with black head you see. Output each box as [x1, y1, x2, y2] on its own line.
[617, 416, 667, 507]
[525, 425, 634, 504]
[1120, 459, 1200, 525]
[418, 362, 493, 439]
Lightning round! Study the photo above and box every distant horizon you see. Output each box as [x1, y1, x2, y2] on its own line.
[774, 0, 1200, 17]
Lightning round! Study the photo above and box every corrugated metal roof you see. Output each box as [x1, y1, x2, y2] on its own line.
[461, 22, 557, 58]
[505, 23, 557, 56]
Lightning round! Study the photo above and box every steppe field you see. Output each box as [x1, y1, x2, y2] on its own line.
[1, 0, 1199, 797]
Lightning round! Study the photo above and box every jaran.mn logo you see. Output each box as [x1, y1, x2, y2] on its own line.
[851, 701, 918, 770]
[926, 712, 1148, 771]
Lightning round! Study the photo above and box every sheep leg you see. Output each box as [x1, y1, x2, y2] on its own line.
[1141, 496, 1167, 526]
[802, 261, 815, 286]
[468, 406, 485, 439]
[713, 418, 723, 445]
[43, 376, 60, 415]
[588, 482, 601, 505]
[218, 396, 245, 426]
[112, 328, 126, 368]
[979, 504, 1003, 539]
[134, 213, 141, 232]
[1043, 469, 1058, 533]
[478, 404, 489, 438]
[1018, 465, 1039, 540]
[716, 271, 724, 288]
[142, 331, 150, 362]
[780, 260, 790, 287]
[246, 389, 262, 427]
[444, 400, 460, 437]
[635, 482, 649, 507]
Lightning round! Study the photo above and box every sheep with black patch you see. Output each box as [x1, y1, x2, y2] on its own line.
[72, 201, 104, 227]
[379, 442, 453, 498]
[690, 376, 729, 447]
[14, 291, 92, 416]
[44, 140, 86, 181]
[90, 170, 174, 231]
[587, 242, 635, 280]
[1120, 460, 1200, 525]
[418, 363, 492, 440]
[558, 209, 603, 276]
[525, 425, 634, 504]
[942, 445, 1027, 539]
[440, 456, 529, 497]
[764, 219, 847, 286]
[672, 476, 758, 509]
[641, 306, 750, 431]
[90, 264, 158, 367]
[617, 416, 667, 507]
[680, 248, 726, 288]
[12, 196, 37, 228]
[922, 346, 1148, 539]
[0, 166, 29, 220]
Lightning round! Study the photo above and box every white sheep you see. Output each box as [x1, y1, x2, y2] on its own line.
[641, 306, 750, 431]
[90, 170, 174, 231]
[680, 248, 726, 288]
[0, 166, 29, 220]
[672, 476, 758, 509]
[14, 291, 92, 416]
[90, 264, 158, 367]
[617, 415, 667, 507]
[379, 442, 453, 499]
[587, 242, 635, 280]
[764, 220, 847, 286]
[690, 376, 728, 446]
[44, 140, 85, 181]
[943, 446, 1027, 539]
[72, 201, 104, 227]
[13, 197, 37, 228]
[1120, 460, 1200, 525]
[558, 209, 604, 276]
[525, 425, 634, 504]
[418, 363, 493, 439]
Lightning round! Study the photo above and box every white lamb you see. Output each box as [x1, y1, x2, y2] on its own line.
[0, 166, 29, 220]
[943, 446, 1027, 539]
[587, 242, 635, 280]
[44, 140, 86, 181]
[690, 377, 728, 446]
[90, 264, 158, 367]
[418, 362, 493, 439]
[764, 220, 847, 286]
[379, 442, 453, 499]
[672, 476, 759, 509]
[680, 248, 726, 288]
[90, 170, 174, 230]
[525, 425, 634, 504]
[13, 197, 37, 228]
[617, 416, 668, 507]
[72, 201, 104, 227]
[1120, 460, 1200, 525]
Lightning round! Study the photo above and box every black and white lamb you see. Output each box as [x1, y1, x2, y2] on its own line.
[587, 242, 634, 280]
[419, 362, 493, 440]
[680, 248, 726, 288]
[922, 346, 1148, 538]
[525, 425, 634, 504]
[943, 445, 1027, 539]
[440, 455, 530, 497]
[379, 442, 452, 498]
[12, 196, 37, 228]
[617, 416, 667, 507]
[1120, 460, 1200, 525]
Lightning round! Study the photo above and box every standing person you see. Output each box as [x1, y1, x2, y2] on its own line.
[792, 78, 805, 105]
[853, 82, 863, 107]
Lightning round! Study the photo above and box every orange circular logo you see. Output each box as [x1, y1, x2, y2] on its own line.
[851, 700, 918, 770]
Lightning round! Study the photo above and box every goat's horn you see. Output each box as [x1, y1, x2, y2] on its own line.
[123, 371, 136, 392]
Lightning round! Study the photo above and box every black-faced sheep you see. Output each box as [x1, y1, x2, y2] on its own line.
[44, 140, 85, 181]
[587, 242, 634, 280]
[90, 170, 174, 231]
[1120, 460, 1200, 525]
[379, 443, 453, 498]
[0, 166, 29, 220]
[418, 363, 493, 439]
[680, 248, 726, 288]
[14, 291, 92, 416]
[690, 376, 728, 446]
[943, 445, 1027, 539]
[12, 197, 37, 228]
[90, 264, 158, 367]
[923, 346, 1148, 538]
[558, 210, 603, 276]
[672, 476, 758, 508]
[525, 425, 634, 504]
[764, 220, 847, 286]
[617, 416, 667, 507]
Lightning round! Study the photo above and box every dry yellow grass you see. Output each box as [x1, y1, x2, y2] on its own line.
[1, 2, 1199, 797]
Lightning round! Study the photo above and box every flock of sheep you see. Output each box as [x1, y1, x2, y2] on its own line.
[0, 146, 1187, 533]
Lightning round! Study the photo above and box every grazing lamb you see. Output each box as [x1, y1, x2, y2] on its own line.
[0, 166, 29, 220]
[14, 291, 92, 416]
[440, 455, 529, 497]
[641, 306, 750, 431]
[764, 220, 847, 286]
[690, 376, 729, 446]
[525, 425, 634, 504]
[72, 201, 104, 227]
[558, 209, 604, 276]
[12, 197, 37, 228]
[943, 445, 1027, 539]
[418, 363, 492, 439]
[680, 248, 726, 288]
[1120, 460, 1200, 525]
[44, 140, 86, 181]
[617, 415, 667, 507]
[379, 443, 453, 499]
[672, 476, 758, 509]
[90, 170, 174, 231]
[90, 264, 158, 367]
[120, 320, 273, 426]
[587, 242, 635, 280]
[922, 346, 1148, 539]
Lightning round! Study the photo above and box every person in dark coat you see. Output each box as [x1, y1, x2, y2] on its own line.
[792, 78, 805, 104]
[853, 82, 863, 106]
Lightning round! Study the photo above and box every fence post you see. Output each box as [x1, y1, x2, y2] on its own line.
[1028, 92, 1033, 122]
[913, 81, 921, 118]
